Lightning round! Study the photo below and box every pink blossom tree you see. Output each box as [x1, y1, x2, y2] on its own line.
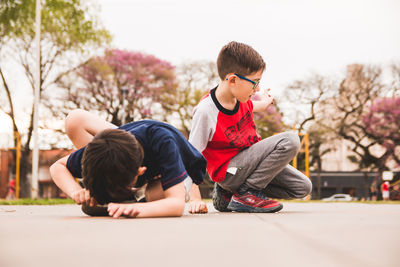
[57, 49, 177, 125]
[362, 96, 400, 170]
[252, 94, 285, 138]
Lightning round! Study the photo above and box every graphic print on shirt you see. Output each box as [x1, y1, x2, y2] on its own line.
[224, 111, 259, 148]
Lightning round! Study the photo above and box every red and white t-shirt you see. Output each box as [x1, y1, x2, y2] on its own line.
[189, 88, 260, 182]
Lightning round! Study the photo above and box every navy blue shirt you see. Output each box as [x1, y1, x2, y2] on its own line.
[66, 120, 206, 190]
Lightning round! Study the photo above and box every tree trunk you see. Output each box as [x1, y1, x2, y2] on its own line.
[18, 150, 32, 198]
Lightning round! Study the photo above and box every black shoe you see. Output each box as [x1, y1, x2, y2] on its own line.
[212, 183, 233, 212]
[81, 199, 138, 217]
[81, 204, 109, 216]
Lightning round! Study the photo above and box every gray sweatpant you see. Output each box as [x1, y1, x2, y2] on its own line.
[219, 132, 312, 199]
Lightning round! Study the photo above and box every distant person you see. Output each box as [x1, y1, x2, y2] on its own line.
[381, 181, 390, 201]
[50, 109, 207, 218]
[5, 179, 16, 200]
[369, 180, 378, 201]
[188, 41, 312, 213]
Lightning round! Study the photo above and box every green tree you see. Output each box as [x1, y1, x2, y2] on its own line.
[162, 60, 220, 137]
[0, 0, 111, 197]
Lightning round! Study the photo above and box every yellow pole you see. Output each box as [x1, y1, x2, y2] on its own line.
[292, 125, 297, 168]
[15, 132, 21, 199]
[292, 155, 297, 169]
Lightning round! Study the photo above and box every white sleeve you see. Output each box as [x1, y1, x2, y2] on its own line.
[189, 103, 216, 153]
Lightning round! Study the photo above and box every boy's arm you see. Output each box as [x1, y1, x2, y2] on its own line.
[49, 155, 95, 206]
[252, 89, 274, 112]
[187, 104, 216, 213]
[188, 107, 214, 213]
[108, 181, 186, 218]
[188, 105, 214, 154]
[188, 184, 208, 214]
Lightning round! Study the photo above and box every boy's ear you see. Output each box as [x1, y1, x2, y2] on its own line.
[138, 166, 147, 176]
[225, 73, 237, 83]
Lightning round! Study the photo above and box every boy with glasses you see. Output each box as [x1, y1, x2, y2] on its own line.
[189, 41, 312, 213]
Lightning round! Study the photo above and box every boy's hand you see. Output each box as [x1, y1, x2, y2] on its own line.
[71, 188, 96, 206]
[252, 88, 274, 112]
[258, 88, 274, 106]
[107, 203, 140, 218]
[188, 200, 208, 214]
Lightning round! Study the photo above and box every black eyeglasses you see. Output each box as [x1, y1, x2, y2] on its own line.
[234, 73, 260, 90]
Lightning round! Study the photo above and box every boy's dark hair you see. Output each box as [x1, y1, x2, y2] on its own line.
[217, 41, 266, 80]
[82, 129, 143, 205]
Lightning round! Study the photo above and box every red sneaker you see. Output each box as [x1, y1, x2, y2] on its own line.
[227, 190, 283, 213]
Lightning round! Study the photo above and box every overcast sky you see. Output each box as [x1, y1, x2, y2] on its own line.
[1, 0, 399, 146]
[97, 0, 400, 90]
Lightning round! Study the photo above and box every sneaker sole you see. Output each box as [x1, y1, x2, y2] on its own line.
[212, 184, 232, 212]
[227, 199, 283, 213]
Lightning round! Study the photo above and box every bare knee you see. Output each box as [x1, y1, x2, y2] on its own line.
[65, 109, 88, 138]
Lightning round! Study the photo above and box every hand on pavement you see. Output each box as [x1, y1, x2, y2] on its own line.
[188, 200, 208, 214]
[108, 203, 140, 218]
[71, 188, 96, 206]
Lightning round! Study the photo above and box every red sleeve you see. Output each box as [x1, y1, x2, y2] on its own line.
[247, 99, 254, 111]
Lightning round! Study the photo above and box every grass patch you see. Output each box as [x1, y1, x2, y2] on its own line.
[1, 198, 399, 205]
[0, 198, 75, 205]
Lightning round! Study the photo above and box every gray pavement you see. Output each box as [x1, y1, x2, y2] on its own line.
[0, 202, 399, 267]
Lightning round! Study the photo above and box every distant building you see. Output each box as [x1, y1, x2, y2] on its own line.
[0, 150, 13, 198]
[319, 139, 358, 171]
[310, 171, 400, 200]
[0, 149, 72, 198]
[34, 149, 73, 198]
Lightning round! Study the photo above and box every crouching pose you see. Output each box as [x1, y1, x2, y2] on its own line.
[189, 41, 312, 213]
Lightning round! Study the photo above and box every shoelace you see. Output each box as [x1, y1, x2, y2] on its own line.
[246, 190, 270, 201]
